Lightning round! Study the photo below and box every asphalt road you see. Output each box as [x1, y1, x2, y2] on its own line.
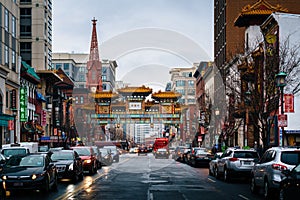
[4, 153, 265, 200]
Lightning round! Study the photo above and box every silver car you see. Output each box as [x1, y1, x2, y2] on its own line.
[215, 147, 259, 182]
[250, 146, 300, 199]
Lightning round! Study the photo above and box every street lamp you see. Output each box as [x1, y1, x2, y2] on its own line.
[276, 71, 287, 146]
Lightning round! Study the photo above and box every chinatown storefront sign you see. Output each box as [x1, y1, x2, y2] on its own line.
[284, 94, 294, 113]
[20, 87, 28, 122]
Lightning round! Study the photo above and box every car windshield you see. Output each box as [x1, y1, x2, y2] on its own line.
[51, 152, 73, 161]
[6, 155, 44, 167]
[233, 151, 259, 158]
[73, 148, 91, 156]
[2, 149, 27, 157]
[100, 149, 109, 155]
[281, 151, 300, 165]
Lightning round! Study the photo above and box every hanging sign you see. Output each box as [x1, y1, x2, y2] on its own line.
[284, 94, 294, 113]
[278, 114, 287, 127]
[19, 87, 28, 122]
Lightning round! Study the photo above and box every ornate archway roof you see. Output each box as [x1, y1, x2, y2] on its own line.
[151, 90, 182, 100]
[234, 0, 288, 27]
[90, 91, 119, 99]
[117, 85, 152, 96]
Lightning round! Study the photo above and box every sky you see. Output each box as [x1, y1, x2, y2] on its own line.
[52, 0, 214, 91]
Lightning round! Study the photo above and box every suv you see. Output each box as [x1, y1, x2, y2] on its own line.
[215, 147, 259, 182]
[250, 146, 300, 199]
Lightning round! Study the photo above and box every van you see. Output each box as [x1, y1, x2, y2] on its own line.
[1, 142, 38, 158]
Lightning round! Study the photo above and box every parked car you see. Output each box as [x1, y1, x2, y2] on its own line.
[155, 148, 169, 159]
[173, 146, 188, 162]
[209, 152, 223, 176]
[92, 146, 102, 169]
[0, 153, 7, 169]
[279, 163, 300, 200]
[99, 148, 113, 166]
[70, 146, 97, 174]
[250, 146, 300, 199]
[137, 147, 148, 156]
[215, 147, 260, 182]
[50, 149, 84, 183]
[1, 153, 58, 194]
[129, 147, 138, 154]
[103, 146, 119, 162]
[189, 149, 213, 167]
[1, 146, 31, 159]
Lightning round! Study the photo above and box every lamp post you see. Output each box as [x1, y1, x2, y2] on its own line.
[276, 72, 287, 146]
[244, 90, 252, 147]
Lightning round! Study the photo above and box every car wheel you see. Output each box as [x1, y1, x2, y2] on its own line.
[73, 173, 79, 183]
[209, 167, 213, 176]
[52, 174, 58, 191]
[264, 180, 273, 200]
[79, 171, 84, 180]
[250, 176, 259, 194]
[279, 187, 287, 200]
[42, 176, 50, 193]
[224, 168, 231, 182]
[215, 167, 220, 179]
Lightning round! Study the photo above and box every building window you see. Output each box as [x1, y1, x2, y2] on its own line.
[4, 45, 9, 66]
[176, 80, 185, 87]
[79, 75, 85, 81]
[20, 42, 32, 65]
[63, 63, 69, 70]
[102, 75, 107, 81]
[4, 9, 9, 32]
[12, 16, 16, 37]
[188, 80, 194, 86]
[55, 63, 62, 69]
[20, 8, 32, 37]
[75, 96, 78, 104]
[103, 84, 107, 90]
[80, 96, 84, 104]
[12, 51, 16, 71]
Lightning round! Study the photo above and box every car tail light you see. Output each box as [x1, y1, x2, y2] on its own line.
[272, 163, 287, 171]
[229, 158, 239, 162]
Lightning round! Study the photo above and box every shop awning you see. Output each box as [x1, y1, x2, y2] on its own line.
[0, 114, 14, 127]
[36, 92, 46, 102]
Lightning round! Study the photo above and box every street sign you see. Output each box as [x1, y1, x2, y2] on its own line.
[278, 114, 287, 127]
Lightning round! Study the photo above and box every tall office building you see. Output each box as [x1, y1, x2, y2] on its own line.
[19, 0, 53, 70]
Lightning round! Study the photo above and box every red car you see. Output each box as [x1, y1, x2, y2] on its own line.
[71, 146, 97, 174]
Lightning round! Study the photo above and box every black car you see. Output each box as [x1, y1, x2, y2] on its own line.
[1, 153, 58, 194]
[50, 150, 84, 183]
[137, 147, 148, 156]
[189, 149, 213, 167]
[103, 146, 119, 162]
[99, 148, 113, 166]
[279, 163, 300, 200]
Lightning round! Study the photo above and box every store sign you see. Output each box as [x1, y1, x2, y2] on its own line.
[19, 87, 28, 122]
[284, 94, 294, 113]
[11, 89, 17, 109]
[278, 114, 287, 127]
[8, 120, 14, 130]
[41, 110, 47, 126]
[129, 102, 141, 110]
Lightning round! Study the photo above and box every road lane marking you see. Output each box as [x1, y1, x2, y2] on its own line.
[238, 194, 250, 200]
[207, 177, 216, 182]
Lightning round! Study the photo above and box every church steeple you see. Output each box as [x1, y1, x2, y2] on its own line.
[86, 18, 103, 92]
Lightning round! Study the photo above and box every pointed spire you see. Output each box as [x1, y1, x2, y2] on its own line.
[89, 17, 100, 61]
[86, 18, 103, 92]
